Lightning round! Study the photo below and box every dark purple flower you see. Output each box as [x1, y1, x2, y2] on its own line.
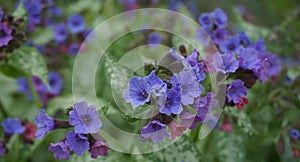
[251, 38, 266, 52]
[144, 70, 167, 96]
[90, 141, 110, 158]
[1, 118, 25, 135]
[53, 23, 68, 42]
[0, 142, 6, 156]
[258, 52, 282, 78]
[212, 53, 239, 74]
[239, 31, 251, 47]
[65, 131, 90, 156]
[123, 76, 151, 108]
[48, 141, 71, 160]
[198, 13, 213, 30]
[227, 80, 247, 104]
[211, 8, 228, 28]
[193, 92, 217, 122]
[34, 109, 55, 139]
[148, 32, 162, 45]
[49, 71, 63, 95]
[289, 129, 300, 140]
[175, 70, 202, 105]
[238, 47, 261, 70]
[212, 28, 228, 45]
[67, 14, 86, 34]
[69, 101, 102, 134]
[67, 43, 80, 56]
[140, 120, 169, 143]
[220, 37, 241, 53]
[0, 24, 13, 47]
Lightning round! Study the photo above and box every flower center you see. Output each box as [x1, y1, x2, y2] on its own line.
[81, 115, 91, 124]
[0, 29, 7, 38]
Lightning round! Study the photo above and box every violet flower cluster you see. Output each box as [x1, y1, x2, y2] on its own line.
[34, 101, 109, 160]
[0, 118, 36, 157]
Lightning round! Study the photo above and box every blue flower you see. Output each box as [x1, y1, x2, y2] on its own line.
[198, 13, 213, 30]
[289, 129, 300, 140]
[238, 47, 261, 70]
[48, 7, 62, 17]
[53, 23, 68, 42]
[175, 70, 202, 105]
[140, 120, 169, 143]
[0, 7, 3, 21]
[212, 53, 239, 74]
[67, 14, 86, 34]
[144, 70, 167, 96]
[17, 77, 32, 99]
[258, 52, 282, 78]
[1, 118, 25, 135]
[148, 32, 162, 45]
[251, 38, 266, 52]
[193, 92, 217, 122]
[49, 71, 63, 95]
[34, 109, 55, 139]
[0, 24, 13, 47]
[211, 8, 228, 28]
[67, 43, 80, 56]
[227, 80, 248, 104]
[186, 49, 199, 67]
[48, 141, 71, 160]
[0, 142, 6, 156]
[239, 31, 251, 47]
[212, 28, 228, 45]
[220, 36, 241, 53]
[123, 76, 151, 108]
[24, 0, 43, 15]
[69, 101, 102, 134]
[65, 131, 90, 156]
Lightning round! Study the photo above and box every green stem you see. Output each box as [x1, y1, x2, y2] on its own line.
[0, 97, 8, 118]
[26, 75, 42, 108]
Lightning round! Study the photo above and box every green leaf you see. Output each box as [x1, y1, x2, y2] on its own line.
[0, 47, 49, 86]
[146, 135, 202, 162]
[68, 151, 136, 162]
[12, 0, 28, 25]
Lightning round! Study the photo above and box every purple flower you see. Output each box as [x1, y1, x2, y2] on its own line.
[186, 49, 199, 67]
[238, 47, 261, 70]
[67, 14, 86, 34]
[90, 141, 110, 158]
[159, 48, 190, 73]
[144, 70, 167, 96]
[220, 37, 241, 53]
[212, 53, 239, 74]
[140, 120, 169, 143]
[193, 92, 217, 122]
[227, 80, 247, 104]
[48, 141, 71, 160]
[123, 76, 151, 108]
[193, 62, 207, 82]
[198, 13, 213, 30]
[0, 142, 6, 156]
[212, 28, 228, 45]
[34, 109, 55, 139]
[53, 23, 68, 42]
[251, 38, 266, 52]
[0, 7, 3, 21]
[1, 118, 25, 135]
[49, 71, 63, 95]
[48, 7, 62, 17]
[239, 31, 251, 47]
[67, 43, 80, 56]
[211, 8, 228, 28]
[69, 101, 102, 134]
[289, 129, 300, 140]
[180, 111, 201, 130]
[0, 24, 13, 47]
[65, 131, 90, 156]
[148, 32, 162, 45]
[258, 52, 282, 78]
[24, 0, 43, 15]
[17, 77, 32, 99]
[175, 70, 202, 105]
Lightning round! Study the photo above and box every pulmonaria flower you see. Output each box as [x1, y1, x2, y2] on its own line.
[140, 120, 169, 143]
[186, 49, 199, 67]
[47, 7, 62, 17]
[0, 142, 6, 156]
[258, 52, 282, 78]
[227, 80, 248, 104]
[0, 7, 3, 21]
[175, 70, 202, 105]
[48, 141, 71, 160]
[49, 71, 64, 95]
[238, 47, 261, 70]
[123, 76, 151, 108]
[53, 23, 68, 42]
[221, 122, 233, 132]
[235, 97, 248, 110]
[251, 38, 266, 52]
[90, 141, 110, 158]
[239, 31, 251, 47]
[212, 53, 239, 74]
[169, 122, 186, 139]
[22, 123, 37, 143]
[17, 78, 32, 99]
[65, 131, 90, 156]
[34, 109, 55, 139]
[67, 14, 86, 34]
[67, 43, 80, 56]
[69, 101, 102, 134]
[144, 70, 167, 96]
[180, 111, 201, 130]
[289, 129, 300, 140]
[0, 23, 13, 47]
[294, 149, 299, 157]
[1, 118, 26, 135]
[220, 36, 241, 53]
[212, 28, 228, 45]
[198, 13, 213, 30]
[211, 8, 228, 28]
[148, 32, 162, 45]
[193, 92, 217, 122]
